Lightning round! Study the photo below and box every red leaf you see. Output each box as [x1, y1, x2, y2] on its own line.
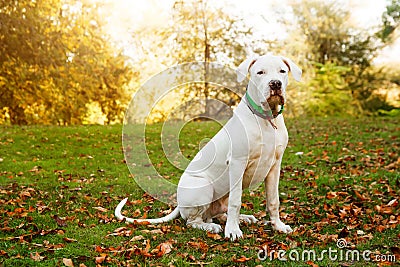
[95, 245, 103, 253]
[306, 261, 319, 267]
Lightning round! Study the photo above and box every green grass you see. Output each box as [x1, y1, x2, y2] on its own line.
[0, 117, 399, 266]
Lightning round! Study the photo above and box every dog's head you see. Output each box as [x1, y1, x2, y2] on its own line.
[237, 55, 302, 114]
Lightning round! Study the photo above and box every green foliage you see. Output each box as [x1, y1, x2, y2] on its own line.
[0, 0, 399, 124]
[290, 0, 399, 116]
[301, 63, 353, 116]
[0, 0, 132, 125]
[378, 0, 400, 43]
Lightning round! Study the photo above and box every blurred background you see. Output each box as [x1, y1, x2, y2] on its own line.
[1, 0, 399, 125]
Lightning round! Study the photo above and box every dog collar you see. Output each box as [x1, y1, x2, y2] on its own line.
[245, 91, 284, 120]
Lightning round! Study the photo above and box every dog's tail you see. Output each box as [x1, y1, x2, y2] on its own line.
[114, 198, 180, 224]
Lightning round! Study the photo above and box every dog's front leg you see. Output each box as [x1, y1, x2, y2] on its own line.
[264, 158, 292, 233]
[225, 158, 247, 241]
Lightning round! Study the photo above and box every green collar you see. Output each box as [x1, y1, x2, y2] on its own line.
[245, 91, 284, 120]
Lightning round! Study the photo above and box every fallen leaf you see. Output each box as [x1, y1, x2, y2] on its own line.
[326, 192, 337, 199]
[207, 232, 222, 240]
[53, 215, 67, 227]
[95, 255, 106, 264]
[187, 254, 196, 261]
[188, 240, 209, 252]
[233, 255, 251, 262]
[354, 190, 365, 200]
[376, 225, 386, 232]
[156, 241, 173, 257]
[389, 246, 400, 259]
[130, 235, 145, 242]
[63, 237, 77, 243]
[387, 199, 398, 207]
[306, 261, 319, 267]
[141, 229, 163, 235]
[62, 258, 74, 267]
[30, 252, 44, 261]
[93, 206, 108, 212]
[338, 227, 349, 239]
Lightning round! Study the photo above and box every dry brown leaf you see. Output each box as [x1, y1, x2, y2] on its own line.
[207, 232, 222, 240]
[390, 246, 400, 259]
[306, 261, 319, 267]
[93, 206, 108, 212]
[63, 237, 77, 243]
[188, 240, 209, 252]
[30, 252, 44, 261]
[95, 255, 106, 264]
[233, 255, 251, 263]
[62, 258, 74, 267]
[326, 192, 337, 199]
[130, 235, 145, 242]
[53, 215, 67, 227]
[141, 229, 163, 235]
[156, 241, 173, 257]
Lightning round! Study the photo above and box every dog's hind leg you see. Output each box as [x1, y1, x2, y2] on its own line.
[181, 205, 223, 233]
[177, 176, 222, 233]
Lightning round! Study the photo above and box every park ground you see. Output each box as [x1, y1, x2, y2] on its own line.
[0, 117, 399, 266]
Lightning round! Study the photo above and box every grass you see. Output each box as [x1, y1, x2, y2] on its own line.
[0, 117, 399, 266]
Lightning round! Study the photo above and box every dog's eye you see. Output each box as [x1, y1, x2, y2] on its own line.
[257, 70, 265, 75]
[280, 69, 286, 74]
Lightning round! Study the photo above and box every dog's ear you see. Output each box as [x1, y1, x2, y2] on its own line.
[281, 57, 302, 82]
[236, 56, 258, 82]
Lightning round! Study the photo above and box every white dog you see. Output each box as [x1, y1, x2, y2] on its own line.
[115, 54, 302, 241]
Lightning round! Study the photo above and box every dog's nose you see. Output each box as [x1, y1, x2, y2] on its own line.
[269, 80, 282, 95]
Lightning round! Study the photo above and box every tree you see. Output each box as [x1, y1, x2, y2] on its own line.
[289, 0, 398, 115]
[0, 0, 133, 125]
[378, 0, 400, 43]
[129, 0, 257, 122]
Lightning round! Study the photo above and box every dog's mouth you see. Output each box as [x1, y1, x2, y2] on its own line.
[262, 95, 285, 116]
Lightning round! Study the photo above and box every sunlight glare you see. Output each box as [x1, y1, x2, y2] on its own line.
[105, 0, 173, 43]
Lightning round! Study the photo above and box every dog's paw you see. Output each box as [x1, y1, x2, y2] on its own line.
[239, 214, 258, 224]
[224, 222, 243, 241]
[271, 220, 293, 233]
[206, 223, 222, 233]
[190, 222, 222, 234]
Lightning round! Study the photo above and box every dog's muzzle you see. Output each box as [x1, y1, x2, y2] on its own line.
[261, 80, 285, 116]
[269, 80, 282, 95]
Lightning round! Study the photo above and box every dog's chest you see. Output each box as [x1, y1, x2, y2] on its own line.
[242, 127, 287, 189]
